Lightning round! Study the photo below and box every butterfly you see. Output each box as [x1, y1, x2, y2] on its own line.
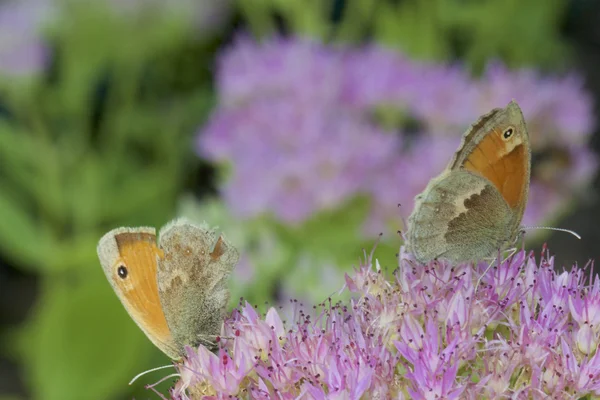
[406, 100, 530, 264]
[97, 218, 239, 359]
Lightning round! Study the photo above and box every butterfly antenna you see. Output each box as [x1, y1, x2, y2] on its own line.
[522, 226, 581, 240]
[129, 364, 176, 385]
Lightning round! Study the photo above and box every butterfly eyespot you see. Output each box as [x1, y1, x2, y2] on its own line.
[502, 127, 515, 140]
[117, 265, 128, 279]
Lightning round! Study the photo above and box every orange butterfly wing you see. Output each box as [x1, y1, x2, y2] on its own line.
[461, 128, 529, 210]
[111, 232, 176, 356]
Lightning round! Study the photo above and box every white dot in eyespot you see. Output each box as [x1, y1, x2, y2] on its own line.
[117, 265, 128, 279]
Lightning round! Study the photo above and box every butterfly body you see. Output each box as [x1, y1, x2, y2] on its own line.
[97, 218, 239, 359]
[406, 101, 530, 264]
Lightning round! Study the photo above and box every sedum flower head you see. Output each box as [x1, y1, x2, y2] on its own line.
[161, 247, 600, 399]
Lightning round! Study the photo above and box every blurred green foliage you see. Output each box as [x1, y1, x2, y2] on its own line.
[240, 0, 570, 71]
[0, 0, 576, 399]
[0, 2, 221, 399]
[179, 194, 399, 307]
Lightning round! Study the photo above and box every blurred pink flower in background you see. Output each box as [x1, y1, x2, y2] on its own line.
[0, 0, 54, 76]
[198, 37, 597, 233]
[203, 99, 398, 222]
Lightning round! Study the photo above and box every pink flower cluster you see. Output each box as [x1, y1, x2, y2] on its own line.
[163, 246, 600, 398]
[198, 37, 596, 231]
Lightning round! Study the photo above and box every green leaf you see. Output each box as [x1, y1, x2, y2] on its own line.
[0, 396, 26, 400]
[44, 230, 104, 274]
[0, 123, 39, 174]
[439, 0, 567, 71]
[238, 0, 277, 38]
[374, 1, 449, 61]
[273, 196, 371, 260]
[335, 0, 380, 43]
[0, 189, 47, 270]
[271, 0, 329, 38]
[19, 275, 166, 400]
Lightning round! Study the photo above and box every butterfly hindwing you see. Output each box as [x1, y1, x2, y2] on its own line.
[156, 219, 239, 355]
[407, 170, 513, 263]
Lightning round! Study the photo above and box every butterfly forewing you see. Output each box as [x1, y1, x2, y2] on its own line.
[97, 228, 180, 359]
[451, 101, 530, 216]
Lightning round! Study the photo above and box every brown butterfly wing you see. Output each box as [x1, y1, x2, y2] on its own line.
[407, 170, 513, 263]
[448, 100, 531, 231]
[97, 228, 180, 359]
[156, 219, 239, 356]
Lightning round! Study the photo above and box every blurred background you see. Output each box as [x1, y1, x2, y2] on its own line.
[0, 0, 599, 398]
